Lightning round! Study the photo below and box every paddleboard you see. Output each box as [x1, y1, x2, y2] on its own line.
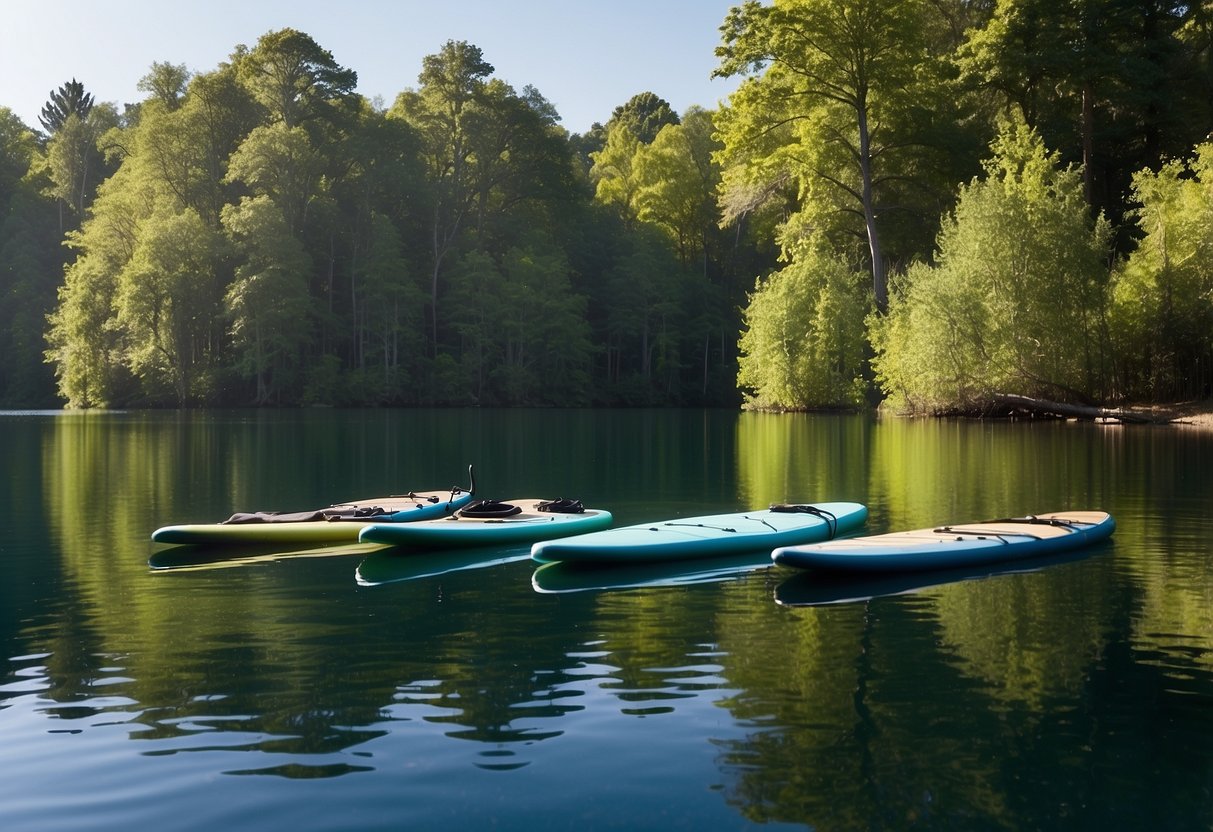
[529, 501, 868, 564]
[152, 468, 476, 545]
[771, 510, 1114, 573]
[358, 498, 613, 548]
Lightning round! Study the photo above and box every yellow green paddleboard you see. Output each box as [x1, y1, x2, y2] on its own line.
[152, 468, 476, 545]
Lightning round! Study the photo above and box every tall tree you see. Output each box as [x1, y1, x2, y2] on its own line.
[390, 41, 574, 364]
[114, 208, 223, 404]
[355, 212, 425, 400]
[236, 28, 358, 127]
[589, 122, 643, 222]
[715, 0, 943, 313]
[137, 62, 191, 111]
[0, 108, 60, 404]
[1109, 143, 1213, 400]
[632, 107, 722, 269]
[225, 122, 326, 234]
[606, 91, 680, 143]
[38, 79, 94, 134]
[960, 0, 1207, 225]
[221, 195, 313, 404]
[389, 40, 494, 353]
[40, 103, 119, 227]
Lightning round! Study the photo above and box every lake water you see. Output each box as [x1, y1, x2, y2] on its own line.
[1, 408, 1211, 830]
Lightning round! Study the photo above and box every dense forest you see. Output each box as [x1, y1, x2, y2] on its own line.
[0, 0, 1211, 412]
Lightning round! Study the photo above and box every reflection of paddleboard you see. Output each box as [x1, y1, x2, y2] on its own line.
[356, 545, 532, 586]
[530, 502, 867, 564]
[531, 551, 773, 594]
[149, 541, 383, 571]
[773, 510, 1114, 573]
[152, 467, 477, 545]
[359, 498, 613, 548]
[774, 543, 1107, 606]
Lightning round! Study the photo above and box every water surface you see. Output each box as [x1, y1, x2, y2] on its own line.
[1, 409, 1210, 830]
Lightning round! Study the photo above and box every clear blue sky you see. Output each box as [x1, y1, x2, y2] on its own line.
[1, 0, 744, 134]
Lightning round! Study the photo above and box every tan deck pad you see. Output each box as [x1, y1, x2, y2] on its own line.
[822, 511, 1107, 549]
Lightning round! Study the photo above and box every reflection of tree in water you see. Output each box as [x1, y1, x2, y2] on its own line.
[714, 599, 1019, 828]
[711, 556, 1213, 830]
[426, 577, 754, 750]
[12, 546, 616, 775]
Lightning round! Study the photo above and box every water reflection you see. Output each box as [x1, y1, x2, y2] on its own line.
[356, 545, 532, 586]
[531, 551, 773, 594]
[774, 544, 1107, 607]
[149, 541, 382, 571]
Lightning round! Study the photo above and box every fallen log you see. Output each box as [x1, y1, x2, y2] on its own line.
[991, 393, 1173, 424]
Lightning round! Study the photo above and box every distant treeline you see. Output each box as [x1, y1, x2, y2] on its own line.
[0, 0, 1211, 411]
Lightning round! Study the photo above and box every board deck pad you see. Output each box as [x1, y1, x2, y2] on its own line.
[358, 498, 613, 548]
[772, 510, 1114, 573]
[151, 488, 473, 545]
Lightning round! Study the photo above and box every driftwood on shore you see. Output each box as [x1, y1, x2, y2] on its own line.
[991, 393, 1175, 424]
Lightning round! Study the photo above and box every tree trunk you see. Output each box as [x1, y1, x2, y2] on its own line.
[992, 393, 1171, 424]
[856, 96, 887, 314]
[1081, 83, 1095, 206]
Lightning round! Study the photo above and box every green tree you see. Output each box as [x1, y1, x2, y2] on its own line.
[389, 40, 494, 351]
[221, 195, 313, 403]
[391, 41, 578, 366]
[463, 81, 572, 239]
[45, 244, 129, 408]
[589, 122, 644, 222]
[871, 120, 1113, 412]
[1109, 143, 1213, 399]
[114, 208, 223, 404]
[633, 107, 722, 269]
[599, 227, 685, 399]
[960, 0, 1210, 225]
[356, 212, 426, 401]
[182, 65, 262, 223]
[446, 242, 592, 405]
[40, 104, 119, 225]
[737, 246, 870, 409]
[587, 121, 645, 223]
[38, 78, 95, 134]
[0, 109, 61, 404]
[236, 28, 358, 127]
[225, 121, 325, 234]
[44, 157, 149, 407]
[715, 0, 943, 313]
[137, 62, 191, 111]
[495, 243, 592, 404]
[606, 91, 680, 143]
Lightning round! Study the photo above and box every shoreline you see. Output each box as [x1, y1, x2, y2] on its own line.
[1148, 400, 1213, 428]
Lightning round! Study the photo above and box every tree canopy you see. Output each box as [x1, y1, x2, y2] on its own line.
[0, 6, 1209, 412]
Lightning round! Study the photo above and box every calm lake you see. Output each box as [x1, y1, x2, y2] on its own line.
[1, 408, 1211, 830]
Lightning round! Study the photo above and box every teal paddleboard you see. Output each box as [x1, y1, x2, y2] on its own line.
[358, 498, 613, 548]
[530, 501, 867, 564]
[772, 510, 1114, 573]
